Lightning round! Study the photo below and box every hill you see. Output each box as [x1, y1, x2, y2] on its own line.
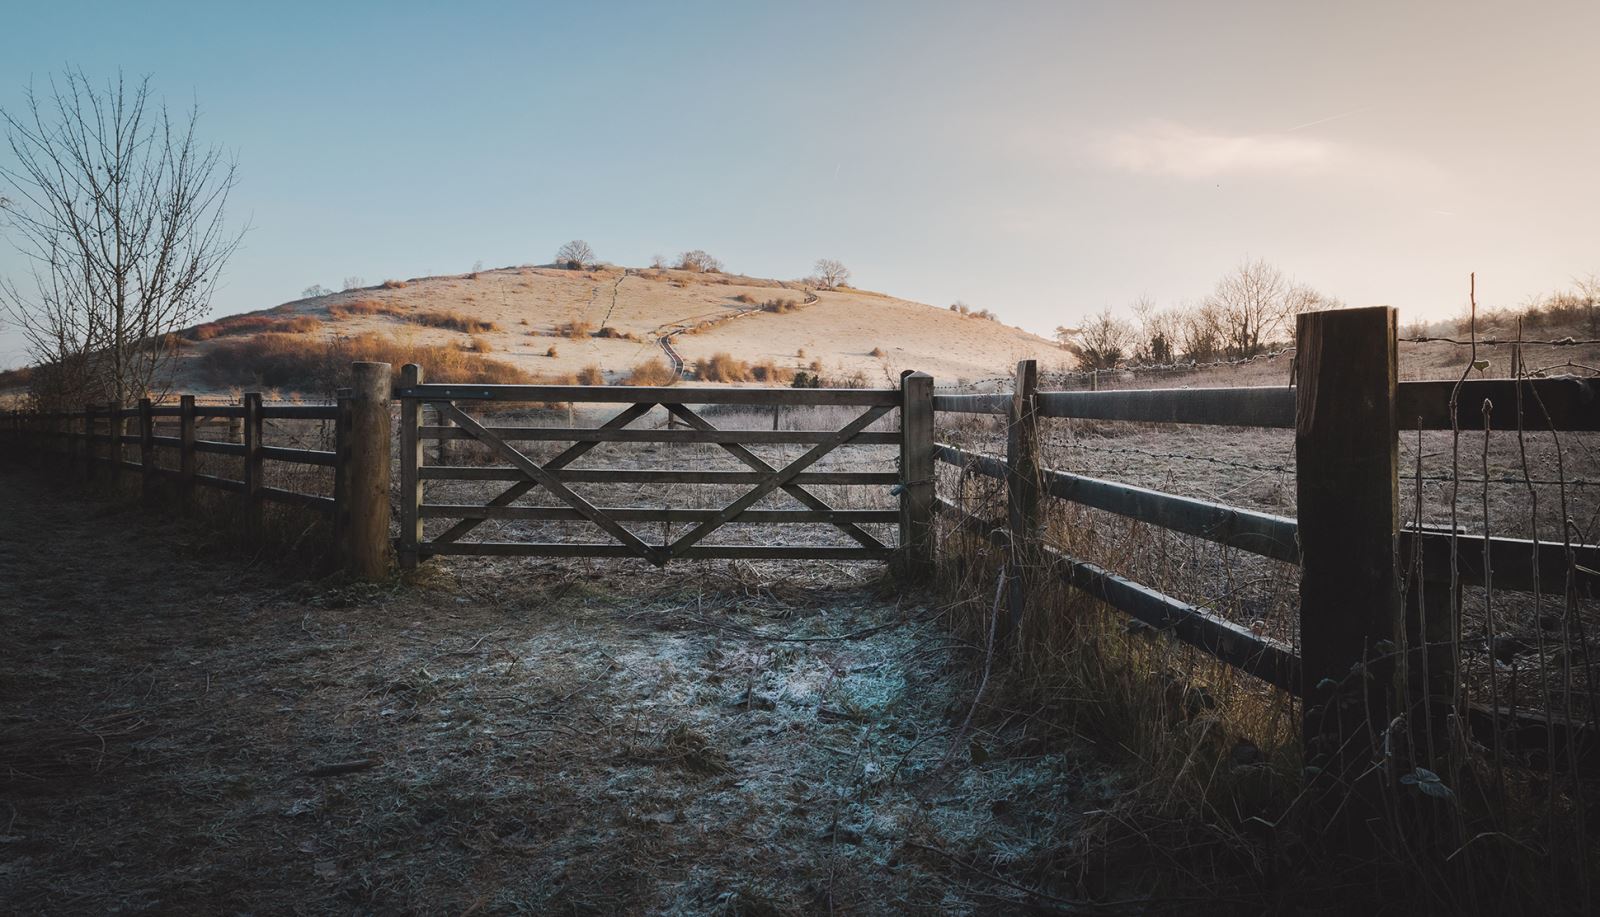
[164, 266, 1069, 396]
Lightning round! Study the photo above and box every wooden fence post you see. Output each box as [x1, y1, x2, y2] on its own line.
[898, 370, 936, 578]
[1296, 306, 1401, 798]
[346, 362, 393, 579]
[333, 388, 353, 562]
[243, 393, 264, 544]
[84, 404, 96, 481]
[1006, 360, 1041, 641]
[179, 395, 197, 512]
[398, 363, 423, 571]
[138, 398, 155, 504]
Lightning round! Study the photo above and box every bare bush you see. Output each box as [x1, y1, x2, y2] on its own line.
[1067, 307, 1135, 369]
[811, 258, 851, 290]
[676, 249, 724, 273]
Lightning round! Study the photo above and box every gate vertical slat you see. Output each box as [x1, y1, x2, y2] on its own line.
[899, 370, 936, 578]
[399, 363, 424, 570]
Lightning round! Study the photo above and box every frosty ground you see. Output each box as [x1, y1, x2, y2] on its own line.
[0, 470, 1128, 915]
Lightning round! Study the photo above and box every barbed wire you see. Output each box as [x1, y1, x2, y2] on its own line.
[1403, 335, 1600, 347]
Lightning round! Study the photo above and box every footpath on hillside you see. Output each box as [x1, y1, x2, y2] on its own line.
[0, 467, 1121, 915]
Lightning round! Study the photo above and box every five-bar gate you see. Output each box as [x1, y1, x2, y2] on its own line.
[394, 366, 936, 568]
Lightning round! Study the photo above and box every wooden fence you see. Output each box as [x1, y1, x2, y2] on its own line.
[932, 306, 1599, 771]
[1, 362, 395, 578]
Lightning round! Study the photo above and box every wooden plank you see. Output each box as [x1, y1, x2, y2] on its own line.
[431, 401, 656, 545]
[420, 505, 899, 523]
[192, 439, 248, 457]
[1406, 528, 1600, 596]
[193, 472, 246, 494]
[899, 371, 936, 575]
[243, 393, 264, 544]
[932, 393, 1010, 415]
[439, 402, 660, 563]
[933, 496, 1298, 692]
[1398, 377, 1599, 431]
[258, 404, 340, 420]
[1296, 306, 1403, 785]
[662, 404, 895, 558]
[398, 364, 424, 569]
[421, 542, 895, 561]
[418, 467, 900, 485]
[260, 486, 337, 514]
[415, 425, 900, 445]
[1037, 386, 1297, 427]
[663, 403, 888, 552]
[260, 445, 339, 467]
[399, 383, 901, 406]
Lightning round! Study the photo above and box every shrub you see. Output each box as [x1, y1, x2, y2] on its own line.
[187, 313, 322, 341]
[464, 336, 493, 353]
[733, 293, 758, 305]
[413, 311, 498, 334]
[327, 299, 407, 320]
[622, 358, 678, 386]
[692, 352, 752, 382]
[809, 359, 823, 372]
[761, 298, 798, 314]
[576, 364, 605, 386]
[749, 359, 793, 384]
[555, 239, 595, 270]
[546, 346, 559, 357]
[556, 320, 593, 339]
[797, 347, 806, 358]
[198, 331, 540, 392]
[595, 326, 641, 342]
[869, 346, 887, 358]
[382, 279, 406, 289]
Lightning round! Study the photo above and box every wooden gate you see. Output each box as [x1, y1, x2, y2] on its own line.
[394, 366, 935, 568]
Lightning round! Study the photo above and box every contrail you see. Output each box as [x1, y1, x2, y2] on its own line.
[1280, 107, 1372, 133]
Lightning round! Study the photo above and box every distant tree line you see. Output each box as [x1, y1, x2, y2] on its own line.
[1058, 259, 1342, 370]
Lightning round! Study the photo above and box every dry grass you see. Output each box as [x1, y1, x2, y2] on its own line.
[557, 320, 593, 339]
[762, 297, 799, 314]
[595, 326, 643, 342]
[382, 278, 407, 289]
[576, 364, 605, 386]
[188, 314, 322, 341]
[198, 330, 541, 392]
[412, 310, 498, 334]
[621, 358, 679, 386]
[326, 298, 407, 320]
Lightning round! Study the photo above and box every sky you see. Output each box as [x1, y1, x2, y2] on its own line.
[2, 0, 1598, 369]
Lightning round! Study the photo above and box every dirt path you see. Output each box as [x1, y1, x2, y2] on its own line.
[0, 469, 1115, 915]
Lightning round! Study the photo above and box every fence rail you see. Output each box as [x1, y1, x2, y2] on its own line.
[932, 307, 1600, 774]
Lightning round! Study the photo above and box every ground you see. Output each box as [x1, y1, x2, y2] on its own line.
[0, 468, 1121, 916]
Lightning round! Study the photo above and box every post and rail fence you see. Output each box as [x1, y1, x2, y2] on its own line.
[2, 312, 1597, 773]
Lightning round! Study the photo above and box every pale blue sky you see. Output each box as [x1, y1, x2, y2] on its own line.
[3, 0, 1598, 368]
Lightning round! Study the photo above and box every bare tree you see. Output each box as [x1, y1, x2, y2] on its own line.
[1205, 259, 1292, 358]
[811, 258, 851, 290]
[1177, 300, 1225, 363]
[1130, 295, 1179, 364]
[555, 239, 595, 270]
[676, 249, 723, 273]
[1067, 307, 1134, 370]
[341, 276, 365, 291]
[0, 70, 243, 408]
[301, 284, 331, 299]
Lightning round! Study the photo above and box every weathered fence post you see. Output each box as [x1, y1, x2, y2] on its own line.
[1006, 359, 1041, 641]
[138, 398, 155, 504]
[345, 362, 393, 579]
[333, 388, 353, 561]
[398, 363, 424, 571]
[243, 393, 264, 544]
[84, 404, 96, 481]
[898, 370, 936, 578]
[179, 395, 197, 513]
[1296, 306, 1401, 799]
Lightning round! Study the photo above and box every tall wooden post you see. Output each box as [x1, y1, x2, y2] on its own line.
[346, 362, 393, 579]
[1296, 306, 1401, 797]
[179, 395, 197, 512]
[333, 388, 354, 562]
[898, 370, 936, 578]
[1006, 360, 1041, 641]
[138, 398, 155, 504]
[84, 404, 96, 481]
[243, 393, 264, 544]
[397, 364, 424, 571]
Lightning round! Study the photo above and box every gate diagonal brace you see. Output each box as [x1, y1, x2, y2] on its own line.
[664, 404, 894, 559]
[431, 402, 656, 545]
[663, 403, 889, 552]
[437, 403, 663, 564]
